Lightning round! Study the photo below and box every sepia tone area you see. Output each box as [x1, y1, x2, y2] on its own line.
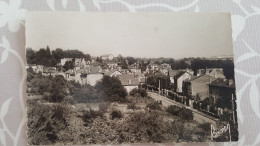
[25, 12, 238, 145]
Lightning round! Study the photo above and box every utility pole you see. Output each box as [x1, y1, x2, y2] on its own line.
[158, 79, 161, 94]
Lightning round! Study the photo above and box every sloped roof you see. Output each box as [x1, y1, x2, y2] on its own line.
[76, 66, 102, 74]
[117, 74, 139, 86]
[184, 74, 215, 82]
[174, 71, 186, 79]
[208, 78, 235, 88]
[169, 70, 180, 77]
[105, 69, 120, 76]
[65, 69, 75, 74]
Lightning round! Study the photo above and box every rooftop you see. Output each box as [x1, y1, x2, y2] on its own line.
[117, 74, 139, 86]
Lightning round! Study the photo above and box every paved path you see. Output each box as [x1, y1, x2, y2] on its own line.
[149, 92, 218, 126]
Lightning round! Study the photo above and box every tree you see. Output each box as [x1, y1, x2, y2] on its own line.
[63, 60, 74, 71]
[121, 60, 128, 69]
[47, 75, 68, 102]
[129, 88, 148, 97]
[26, 48, 36, 64]
[126, 57, 137, 65]
[95, 75, 127, 101]
[147, 73, 170, 90]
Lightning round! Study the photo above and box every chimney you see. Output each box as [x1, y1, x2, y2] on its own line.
[129, 79, 132, 85]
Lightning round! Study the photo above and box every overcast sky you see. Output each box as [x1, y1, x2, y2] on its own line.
[26, 12, 233, 59]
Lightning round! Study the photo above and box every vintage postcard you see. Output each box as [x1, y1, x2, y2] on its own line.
[25, 12, 238, 145]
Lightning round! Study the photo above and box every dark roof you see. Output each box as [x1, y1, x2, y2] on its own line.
[174, 71, 186, 79]
[117, 74, 139, 86]
[184, 74, 215, 82]
[208, 78, 235, 88]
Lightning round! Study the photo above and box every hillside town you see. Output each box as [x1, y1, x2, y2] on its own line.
[26, 47, 237, 144]
[26, 48, 235, 118]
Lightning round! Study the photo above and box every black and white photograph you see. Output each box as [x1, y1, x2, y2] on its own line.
[25, 12, 238, 145]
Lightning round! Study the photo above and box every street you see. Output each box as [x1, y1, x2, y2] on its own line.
[148, 92, 218, 126]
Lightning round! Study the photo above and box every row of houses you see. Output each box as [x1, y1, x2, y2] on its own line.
[26, 59, 145, 93]
[164, 67, 236, 117]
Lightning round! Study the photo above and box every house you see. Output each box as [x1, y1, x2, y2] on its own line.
[100, 54, 113, 60]
[74, 58, 82, 67]
[65, 69, 76, 81]
[197, 68, 225, 79]
[130, 68, 142, 76]
[168, 70, 180, 84]
[208, 78, 235, 108]
[105, 69, 122, 77]
[42, 67, 57, 76]
[74, 66, 103, 86]
[207, 78, 236, 119]
[174, 71, 192, 93]
[117, 74, 140, 93]
[61, 58, 73, 66]
[159, 63, 171, 74]
[182, 74, 217, 100]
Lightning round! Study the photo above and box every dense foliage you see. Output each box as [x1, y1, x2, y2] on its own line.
[166, 105, 194, 120]
[129, 88, 148, 97]
[146, 73, 171, 90]
[95, 75, 127, 102]
[27, 100, 71, 145]
[26, 47, 91, 67]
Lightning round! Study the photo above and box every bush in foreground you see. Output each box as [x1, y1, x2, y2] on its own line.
[127, 102, 140, 111]
[83, 109, 103, 124]
[166, 105, 194, 120]
[146, 101, 162, 110]
[129, 88, 148, 97]
[27, 100, 71, 145]
[110, 109, 123, 120]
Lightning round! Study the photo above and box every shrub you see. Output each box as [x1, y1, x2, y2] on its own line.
[129, 88, 148, 97]
[127, 102, 140, 111]
[119, 111, 167, 143]
[166, 105, 182, 116]
[48, 75, 68, 102]
[98, 102, 110, 113]
[177, 108, 194, 121]
[198, 122, 211, 132]
[94, 75, 127, 101]
[110, 109, 123, 120]
[167, 105, 194, 120]
[27, 100, 71, 145]
[146, 101, 161, 110]
[82, 109, 103, 124]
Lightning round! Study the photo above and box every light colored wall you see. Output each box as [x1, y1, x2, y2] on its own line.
[87, 74, 103, 86]
[124, 85, 138, 93]
[177, 72, 191, 93]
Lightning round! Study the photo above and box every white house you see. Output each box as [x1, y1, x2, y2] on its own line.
[100, 54, 113, 60]
[74, 66, 104, 86]
[174, 71, 193, 93]
[61, 58, 73, 66]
